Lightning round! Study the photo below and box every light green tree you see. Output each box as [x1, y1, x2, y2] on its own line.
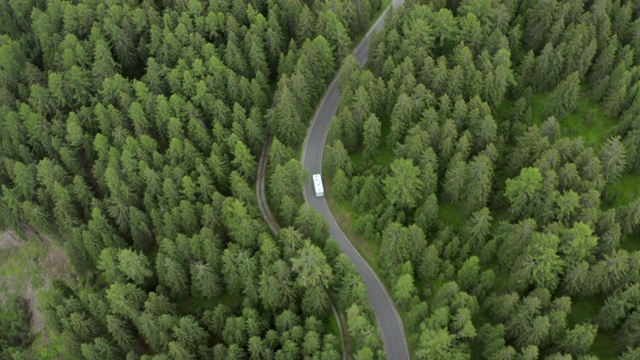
[505, 167, 543, 219]
[383, 158, 424, 209]
[291, 240, 333, 289]
[117, 249, 153, 286]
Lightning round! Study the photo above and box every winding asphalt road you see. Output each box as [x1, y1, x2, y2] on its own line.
[301, 0, 409, 359]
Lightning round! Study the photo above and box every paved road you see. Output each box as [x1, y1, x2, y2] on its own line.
[301, 1, 409, 359]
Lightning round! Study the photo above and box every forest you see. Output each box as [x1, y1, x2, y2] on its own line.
[319, 0, 640, 358]
[0, 0, 385, 358]
[1, 0, 640, 359]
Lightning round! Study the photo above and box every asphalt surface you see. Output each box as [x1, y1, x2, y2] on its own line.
[301, 0, 409, 359]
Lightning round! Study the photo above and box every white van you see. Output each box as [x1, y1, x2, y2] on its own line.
[312, 174, 324, 197]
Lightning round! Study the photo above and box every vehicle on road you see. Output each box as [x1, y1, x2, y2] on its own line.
[312, 174, 324, 197]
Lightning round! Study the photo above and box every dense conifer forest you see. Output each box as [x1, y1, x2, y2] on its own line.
[323, 0, 640, 358]
[1, 0, 640, 359]
[0, 0, 384, 358]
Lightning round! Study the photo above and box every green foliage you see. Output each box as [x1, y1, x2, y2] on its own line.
[291, 240, 333, 289]
[295, 204, 330, 248]
[544, 72, 581, 120]
[528, 93, 616, 149]
[321, 1, 640, 358]
[0, 296, 33, 357]
[5, 0, 640, 358]
[599, 136, 627, 185]
[331, 169, 350, 202]
[383, 158, 424, 209]
[504, 167, 543, 219]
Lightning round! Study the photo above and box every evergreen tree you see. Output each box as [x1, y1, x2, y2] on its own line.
[362, 114, 381, 162]
[331, 169, 350, 201]
[294, 203, 329, 248]
[544, 72, 580, 119]
[599, 136, 627, 185]
[325, 140, 352, 178]
[505, 167, 543, 219]
[383, 158, 424, 210]
[291, 240, 333, 289]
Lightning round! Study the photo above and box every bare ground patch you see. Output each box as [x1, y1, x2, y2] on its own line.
[0, 230, 26, 248]
[0, 229, 69, 337]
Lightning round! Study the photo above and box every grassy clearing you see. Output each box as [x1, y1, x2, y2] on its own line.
[493, 88, 639, 358]
[323, 312, 340, 336]
[438, 203, 465, 228]
[0, 232, 69, 304]
[0, 231, 70, 359]
[556, 292, 616, 358]
[491, 272, 512, 294]
[323, 310, 349, 357]
[591, 331, 618, 359]
[177, 292, 238, 314]
[568, 297, 603, 326]
[33, 331, 68, 359]
[620, 234, 640, 252]
[324, 181, 380, 270]
[607, 173, 640, 207]
[529, 93, 616, 149]
[0, 241, 48, 290]
[602, 169, 640, 253]
[349, 121, 393, 171]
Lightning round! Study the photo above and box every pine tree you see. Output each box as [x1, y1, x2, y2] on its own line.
[560, 323, 597, 354]
[383, 158, 424, 210]
[443, 157, 467, 204]
[362, 114, 381, 162]
[331, 169, 350, 201]
[190, 262, 222, 299]
[302, 285, 330, 317]
[353, 176, 384, 214]
[106, 315, 137, 352]
[457, 256, 482, 294]
[380, 222, 411, 273]
[81, 337, 120, 360]
[294, 204, 329, 248]
[393, 273, 417, 310]
[505, 167, 543, 219]
[464, 208, 493, 252]
[159, 256, 189, 299]
[599, 136, 627, 185]
[231, 140, 257, 181]
[291, 240, 333, 289]
[325, 140, 352, 178]
[544, 72, 580, 119]
[268, 82, 305, 146]
[173, 316, 208, 352]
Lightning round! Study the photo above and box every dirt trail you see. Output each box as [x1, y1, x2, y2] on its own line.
[0, 230, 26, 248]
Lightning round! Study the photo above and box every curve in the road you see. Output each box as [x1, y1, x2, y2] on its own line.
[256, 139, 349, 359]
[301, 1, 410, 359]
